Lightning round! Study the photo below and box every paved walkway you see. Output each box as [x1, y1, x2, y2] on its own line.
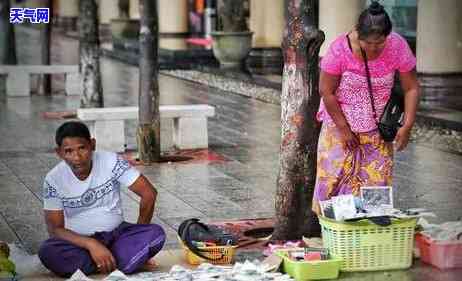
[0, 26, 461, 280]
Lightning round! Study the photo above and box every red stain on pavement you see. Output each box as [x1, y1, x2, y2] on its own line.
[41, 111, 77, 119]
[175, 148, 228, 162]
[120, 148, 229, 166]
[209, 218, 275, 250]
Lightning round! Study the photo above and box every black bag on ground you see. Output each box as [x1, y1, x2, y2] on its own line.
[177, 218, 237, 261]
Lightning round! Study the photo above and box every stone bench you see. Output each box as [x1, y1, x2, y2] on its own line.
[77, 105, 215, 152]
[0, 65, 81, 97]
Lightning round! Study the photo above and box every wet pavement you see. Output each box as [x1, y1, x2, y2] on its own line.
[0, 26, 461, 280]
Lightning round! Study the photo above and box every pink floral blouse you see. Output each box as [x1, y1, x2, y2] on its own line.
[317, 32, 416, 133]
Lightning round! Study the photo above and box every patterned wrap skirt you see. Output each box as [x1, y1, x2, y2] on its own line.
[312, 123, 394, 215]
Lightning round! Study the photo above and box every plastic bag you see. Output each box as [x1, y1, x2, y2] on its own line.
[8, 243, 48, 277]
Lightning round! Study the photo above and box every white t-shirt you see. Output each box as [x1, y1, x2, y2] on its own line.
[43, 151, 140, 236]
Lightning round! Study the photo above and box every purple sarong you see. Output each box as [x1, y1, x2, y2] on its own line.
[313, 124, 393, 214]
[38, 222, 165, 277]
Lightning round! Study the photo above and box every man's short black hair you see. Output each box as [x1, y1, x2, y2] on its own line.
[55, 121, 91, 146]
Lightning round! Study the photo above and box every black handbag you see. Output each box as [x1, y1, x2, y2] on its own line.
[361, 47, 404, 142]
[177, 218, 237, 261]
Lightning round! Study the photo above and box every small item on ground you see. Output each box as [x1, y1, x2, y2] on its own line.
[3, 243, 48, 277]
[301, 237, 323, 248]
[261, 253, 284, 272]
[304, 251, 321, 261]
[177, 218, 238, 264]
[360, 186, 394, 211]
[319, 216, 417, 271]
[263, 241, 302, 257]
[416, 232, 462, 269]
[304, 248, 329, 261]
[320, 186, 436, 222]
[281, 247, 329, 262]
[415, 218, 462, 269]
[319, 200, 334, 219]
[276, 248, 342, 280]
[0, 242, 16, 279]
[418, 219, 462, 241]
[67, 261, 294, 281]
[331, 194, 357, 220]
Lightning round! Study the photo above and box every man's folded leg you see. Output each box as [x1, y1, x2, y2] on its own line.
[38, 237, 96, 277]
[111, 222, 166, 274]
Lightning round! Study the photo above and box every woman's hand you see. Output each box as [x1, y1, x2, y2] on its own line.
[86, 239, 116, 274]
[339, 126, 359, 150]
[394, 126, 411, 151]
[397, 69, 419, 152]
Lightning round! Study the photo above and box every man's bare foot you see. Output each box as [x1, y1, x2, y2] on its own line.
[139, 257, 158, 272]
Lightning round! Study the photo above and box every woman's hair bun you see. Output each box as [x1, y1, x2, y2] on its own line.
[368, 1, 385, 15]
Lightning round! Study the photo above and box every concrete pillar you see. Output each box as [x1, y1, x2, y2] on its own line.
[158, 0, 188, 34]
[52, 0, 59, 18]
[129, 0, 187, 33]
[126, 0, 188, 50]
[416, 0, 462, 74]
[129, 0, 140, 19]
[159, 38, 187, 50]
[99, 0, 120, 25]
[58, 0, 78, 18]
[246, 0, 285, 74]
[249, 0, 285, 48]
[57, 0, 78, 30]
[19, 0, 42, 8]
[319, 0, 365, 56]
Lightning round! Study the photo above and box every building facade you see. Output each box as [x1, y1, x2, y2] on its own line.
[16, 0, 461, 85]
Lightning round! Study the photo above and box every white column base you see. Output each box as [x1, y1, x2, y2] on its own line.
[90, 119, 176, 153]
[94, 120, 126, 152]
[173, 117, 208, 149]
[160, 118, 175, 152]
[65, 73, 82, 96]
[7, 72, 30, 97]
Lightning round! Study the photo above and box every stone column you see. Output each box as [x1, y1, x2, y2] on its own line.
[247, 0, 285, 74]
[128, 1, 188, 34]
[416, 0, 462, 75]
[319, 0, 365, 56]
[158, 0, 188, 34]
[157, 0, 188, 50]
[21, 0, 42, 8]
[99, 0, 119, 24]
[129, 0, 140, 19]
[250, 0, 284, 48]
[98, 0, 120, 41]
[126, 0, 188, 50]
[57, 0, 79, 31]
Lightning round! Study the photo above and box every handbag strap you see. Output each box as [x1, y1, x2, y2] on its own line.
[360, 46, 378, 122]
[347, 34, 378, 123]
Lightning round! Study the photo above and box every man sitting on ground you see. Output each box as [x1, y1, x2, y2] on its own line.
[38, 121, 165, 277]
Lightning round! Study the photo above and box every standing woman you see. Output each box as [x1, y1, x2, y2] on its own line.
[312, 1, 419, 214]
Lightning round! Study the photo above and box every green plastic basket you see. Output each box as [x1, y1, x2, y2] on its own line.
[318, 216, 417, 272]
[277, 249, 342, 280]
